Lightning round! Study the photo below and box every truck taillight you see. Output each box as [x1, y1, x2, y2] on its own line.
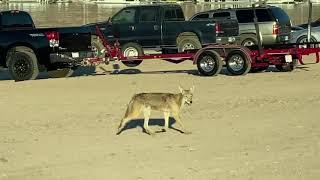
[215, 23, 223, 35]
[45, 31, 59, 47]
[273, 24, 279, 35]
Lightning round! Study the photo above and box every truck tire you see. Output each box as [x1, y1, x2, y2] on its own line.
[196, 50, 222, 76]
[177, 36, 202, 52]
[91, 35, 106, 58]
[240, 34, 258, 47]
[47, 68, 74, 78]
[7, 47, 39, 81]
[275, 58, 298, 72]
[121, 42, 143, 67]
[225, 50, 251, 75]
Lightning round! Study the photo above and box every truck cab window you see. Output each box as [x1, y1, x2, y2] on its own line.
[164, 8, 184, 21]
[112, 8, 136, 23]
[139, 8, 156, 22]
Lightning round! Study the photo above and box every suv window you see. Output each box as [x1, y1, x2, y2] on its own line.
[164, 7, 184, 21]
[112, 8, 136, 23]
[212, 12, 231, 19]
[236, 9, 272, 23]
[236, 10, 253, 23]
[192, 13, 209, 20]
[256, 9, 273, 22]
[139, 8, 156, 22]
[270, 7, 290, 24]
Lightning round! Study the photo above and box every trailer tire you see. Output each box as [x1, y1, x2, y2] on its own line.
[225, 50, 251, 75]
[91, 35, 106, 58]
[240, 34, 258, 47]
[47, 68, 74, 78]
[177, 36, 202, 52]
[275, 58, 298, 72]
[121, 42, 143, 67]
[196, 50, 222, 76]
[7, 47, 39, 81]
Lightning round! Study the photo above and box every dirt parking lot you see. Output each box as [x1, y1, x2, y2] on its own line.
[0, 55, 320, 180]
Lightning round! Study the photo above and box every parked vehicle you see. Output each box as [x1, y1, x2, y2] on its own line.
[0, 10, 95, 81]
[87, 3, 239, 67]
[290, 26, 320, 44]
[190, 5, 292, 46]
[297, 18, 320, 29]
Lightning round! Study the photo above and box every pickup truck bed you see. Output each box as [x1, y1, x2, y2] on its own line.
[0, 10, 94, 81]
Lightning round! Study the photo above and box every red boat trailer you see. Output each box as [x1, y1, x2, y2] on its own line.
[82, 25, 320, 76]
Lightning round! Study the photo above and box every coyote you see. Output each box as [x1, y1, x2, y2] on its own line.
[117, 86, 195, 135]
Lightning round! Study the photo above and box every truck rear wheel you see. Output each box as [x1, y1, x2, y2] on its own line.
[225, 50, 251, 75]
[121, 42, 143, 67]
[7, 47, 39, 81]
[47, 68, 74, 78]
[177, 36, 202, 52]
[196, 50, 222, 76]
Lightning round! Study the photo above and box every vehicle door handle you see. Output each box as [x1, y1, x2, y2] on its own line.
[129, 25, 135, 31]
[154, 25, 159, 31]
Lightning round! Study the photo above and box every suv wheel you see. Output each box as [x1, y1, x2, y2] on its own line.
[241, 34, 258, 47]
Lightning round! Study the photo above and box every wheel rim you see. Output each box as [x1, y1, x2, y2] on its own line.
[199, 55, 216, 72]
[123, 47, 138, 57]
[243, 39, 255, 46]
[299, 37, 315, 43]
[228, 54, 244, 72]
[182, 43, 195, 51]
[13, 57, 31, 78]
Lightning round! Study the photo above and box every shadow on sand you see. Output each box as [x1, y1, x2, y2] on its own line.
[0, 64, 312, 81]
[116, 117, 184, 135]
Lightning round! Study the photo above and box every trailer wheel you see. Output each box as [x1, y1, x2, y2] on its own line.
[121, 42, 143, 67]
[47, 68, 74, 78]
[275, 58, 298, 72]
[225, 50, 251, 75]
[177, 36, 202, 52]
[7, 47, 39, 81]
[91, 35, 106, 58]
[196, 50, 222, 76]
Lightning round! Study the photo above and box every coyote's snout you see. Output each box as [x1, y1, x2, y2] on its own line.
[117, 86, 195, 135]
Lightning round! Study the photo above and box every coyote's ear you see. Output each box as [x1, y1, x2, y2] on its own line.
[190, 85, 195, 93]
[179, 85, 184, 93]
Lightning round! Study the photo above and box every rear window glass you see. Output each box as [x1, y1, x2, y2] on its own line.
[192, 13, 209, 20]
[270, 7, 290, 24]
[212, 12, 231, 19]
[1, 12, 34, 28]
[164, 8, 184, 21]
[139, 8, 156, 22]
[236, 9, 272, 23]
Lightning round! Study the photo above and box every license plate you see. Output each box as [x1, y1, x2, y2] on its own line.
[72, 52, 79, 58]
[285, 55, 292, 63]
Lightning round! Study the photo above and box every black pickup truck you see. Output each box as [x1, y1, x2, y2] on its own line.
[88, 4, 239, 67]
[0, 10, 94, 81]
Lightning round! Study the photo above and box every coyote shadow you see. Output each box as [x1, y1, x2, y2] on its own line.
[118, 117, 184, 135]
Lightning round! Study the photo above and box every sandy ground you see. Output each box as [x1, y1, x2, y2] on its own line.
[0, 55, 320, 180]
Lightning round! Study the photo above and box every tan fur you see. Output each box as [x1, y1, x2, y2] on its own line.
[117, 86, 195, 135]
